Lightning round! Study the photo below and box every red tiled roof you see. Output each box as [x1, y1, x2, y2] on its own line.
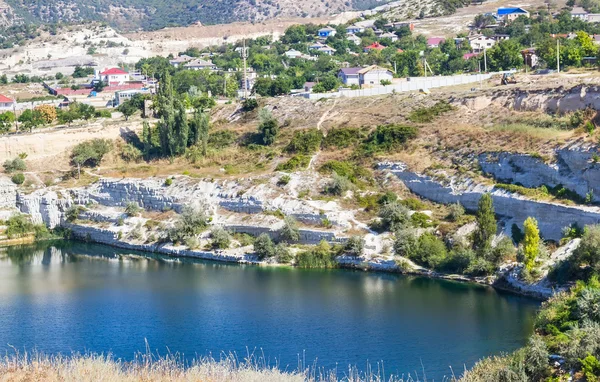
[0, 94, 14, 103]
[365, 42, 385, 50]
[427, 37, 445, 45]
[463, 53, 478, 60]
[100, 67, 128, 75]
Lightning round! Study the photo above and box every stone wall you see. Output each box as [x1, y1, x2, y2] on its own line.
[479, 145, 600, 202]
[17, 190, 72, 228]
[381, 162, 600, 241]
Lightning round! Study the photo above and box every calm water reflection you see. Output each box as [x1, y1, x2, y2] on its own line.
[0, 242, 539, 380]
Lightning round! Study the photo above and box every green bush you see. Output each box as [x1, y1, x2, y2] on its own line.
[464, 257, 495, 276]
[319, 160, 371, 185]
[211, 226, 231, 249]
[168, 206, 209, 243]
[277, 175, 291, 186]
[242, 98, 258, 112]
[208, 130, 237, 149]
[408, 101, 455, 123]
[71, 139, 112, 169]
[296, 240, 338, 268]
[344, 236, 364, 257]
[257, 112, 279, 146]
[285, 129, 323, 154]
[446, 202, 465, 221]
[254, 233, 276, 259]
[400, 197, 425, 211]
[164, 178, 173, 186]
[125, 202, 142, 217]
[11, 173, 25, 185]
[393, 229, 418, 258]
[360, 124, 418, 154]
[378, 202, 410, 231]
[323, 173, 353, 196]
[321, 127, 364, 148]
[3, 157, 26, 173]
[275, 155, 310, 172]
[410, 212, 432, 228]
[278, 216, 300, 243]
[94, 110, 112, 118]
[441, 248, 476, 274]
[121, 144, 143, 163]
[65, 206, 84, 222]
[5, 214, 34, 239]
[274, 243, 293, 263]
[410, 232, 448, 269]
[377, 191, 398, 206]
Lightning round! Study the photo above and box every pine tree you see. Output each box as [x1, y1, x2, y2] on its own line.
[523, 217, 540, 272]
[474, 193, 497, 253]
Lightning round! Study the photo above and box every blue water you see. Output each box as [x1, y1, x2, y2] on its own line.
[0, 241, 539, 380]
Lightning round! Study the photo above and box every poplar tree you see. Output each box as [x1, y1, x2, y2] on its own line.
[173, 100, 189, 156]
[523, 217, 540, 272]
[474, 193, 497, 253]
[189, 112, 210, 155]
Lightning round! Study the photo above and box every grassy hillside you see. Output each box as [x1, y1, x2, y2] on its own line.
[4, 0, 471, 31]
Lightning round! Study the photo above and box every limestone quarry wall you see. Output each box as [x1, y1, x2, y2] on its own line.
[381, 163, 600, 241]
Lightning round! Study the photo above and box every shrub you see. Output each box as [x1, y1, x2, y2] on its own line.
[164, 178, 173, 186]
[410, 232, 448, 269]
[569, 225, 600, 275]
[393, 229, 418, 258]
[465, 257, 495, 276]
[121, 144, 143, 163]
[277, 175, 291, 186]
[242, 98, 258, 112]
[379, 202, 410, 231]
[321, 127, 363, 148]
[581, 354, 600, 382]
[279, 216, 300, 243]
[211, 226, 232, 249]
[168, 206, 209, 243]
[297, 240, 338, 268]
[319, 160, 371, 185]
[361, 124, 418, 153]
[400, 197, 425, 211]
[285, 129, 323, 154]
[377, 191, 398, 205]
[3, 157, 26, 173]
[34, 104, 57, 123]
[323, 174, 353, 196]
[11, 173, 24, 185]
[94, 110, 112, 118]
[254, 233, 276, 259]
[442, 248, 476, 274]
[274, 243, 293, 263]
[275, 155, 310, 172]
[411, 212, 432, 228]
[447, 202, 465, 221]
[5, 214, 34, 238]
[257, 110, 279, 145]
[65, 206, 84, 222]
[125, 202, 141, 217]
[408, 101, 455, 123]
[70, 139, 111, 170]
[208, 130, 237, 149]
[344, 236, 364, 257]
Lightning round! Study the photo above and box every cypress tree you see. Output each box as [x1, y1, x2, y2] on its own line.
[173, 100, 189, 156]
[142, 121, 152, 158]
[523, 217, 540, 271]
[474, 193, 497, 253]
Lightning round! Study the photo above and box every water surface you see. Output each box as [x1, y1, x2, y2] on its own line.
[0, 242, 539, 380]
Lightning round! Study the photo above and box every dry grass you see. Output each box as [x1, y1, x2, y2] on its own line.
[0, 351, 421, 382]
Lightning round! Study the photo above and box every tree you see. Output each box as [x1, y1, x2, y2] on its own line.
[257, 108, 279, 145]
[474, 193, 497, 252]
[77, 103, 96, 120]
[192, 95, 216, 112]
[523, 217, 540, 271]
[488, 39, 524, 71]
[254, 233, 276, 259]
[34, 105, 57, 124]
[279, 216, 300, 243]
[18, 109, 45, 132]
[57, 107, 80, 126]
[93, 81, 107, 92]
[473, 14, 495, 29]
[118, 101, 137, 121]
[189, 112, 210, 155]
[0, 111, 15, 133]
[70, 139, 112, 178]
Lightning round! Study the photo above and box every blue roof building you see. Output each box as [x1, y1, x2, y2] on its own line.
[497, 7, 530, 21]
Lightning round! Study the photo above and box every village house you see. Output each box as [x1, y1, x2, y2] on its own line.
[338, 66, 393, 87]
[384, 22, 415, 31]
[309, 42, 335, 55]
[0, 94, 15, 111]
[318, 26, 337, 38]
[169, 55, 193, 68]
[303, 82, 316, 93]
[98, 68, 129, 85]
[380, 32, 398, 42]
[338, 67, 361, 86]
[346, 33, 362, 45]
[493, 34, 510, 41]
[497, 7, 529, 22]
[114, 89, 151, 106]
[364, 42, 386, 53]
[426, 37, 445, 48]
[469, 34, 496, 52]
[571, 6, 589, 20]
[346, 25, 364, 34]
[184, 59, 217, 71]
[284, 49, 303, 59]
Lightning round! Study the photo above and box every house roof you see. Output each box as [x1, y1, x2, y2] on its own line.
[427, 37, 445, 45]
[100, 68, 128, 75]
[497, 7, 529, 15]
[347, 33, 361, 39]
[0, 94, 13, 103]
[318, 45, 335, 52]
[365, 42, 385, 50]
[319, 26, 336, 32]
[571, 6, 588, 14]
[304, 82, 316, 88]
[380, 32, 397, 38]
[339, 67, 362, 75]
[285, 49, 302, 55]
[357, 65, 392, 75]
[463, 53, 478, 60]
[184, 59, 215, 67]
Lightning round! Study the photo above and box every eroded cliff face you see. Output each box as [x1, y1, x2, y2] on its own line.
[380, 162, 600, 241]
[460, 85, 600, 114]
[479, 144, 600, 202]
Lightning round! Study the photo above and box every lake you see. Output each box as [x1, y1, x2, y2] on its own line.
[0, 241, 539, 381]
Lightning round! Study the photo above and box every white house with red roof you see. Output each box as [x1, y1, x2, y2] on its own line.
[99, 67, 130, 85]
[426, 37, 446, 48]
[0, 94, 15, 110]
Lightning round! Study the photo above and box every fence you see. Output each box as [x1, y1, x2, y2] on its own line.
[303, 72, 510, 99]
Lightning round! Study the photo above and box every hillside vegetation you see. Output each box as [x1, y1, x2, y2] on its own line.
[3, 0, 470, 31]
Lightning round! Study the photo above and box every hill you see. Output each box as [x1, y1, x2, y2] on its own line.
[2, 0, 470, 31]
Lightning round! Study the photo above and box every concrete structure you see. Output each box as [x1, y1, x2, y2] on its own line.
[338, 67, 361, 86]
[0, 94, 15, 111]
[284, 49, 303, 59]
[98, 68, 129, 85]
[184, 59, 217, 70]
[303, 82, 316, 92]
[346, 25, 364, 34]
[114, 89, 151, 106]
[169, 55, 193, 68]
[469, 34, 496, 52]
[384, 22, 415, 31]
[358, 65, 393, 87]
[571, 6, 589, 20]
[318, 26, 337, 38]
[347, 33, 362, 45]
[521, 48, 538, 67]
[497, 7, 529, 22]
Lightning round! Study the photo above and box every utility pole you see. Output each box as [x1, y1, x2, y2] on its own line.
[484, 48, 488, 72]
[556, 39, 560, 73]
[242, 39, 249, 99]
